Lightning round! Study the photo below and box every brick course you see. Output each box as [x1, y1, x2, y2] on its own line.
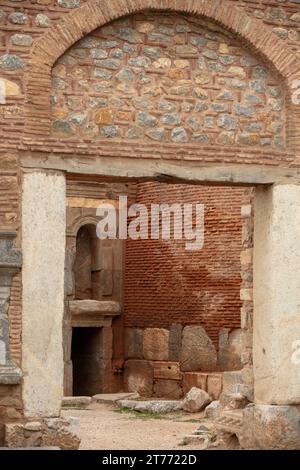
[124, 183, 247, 346]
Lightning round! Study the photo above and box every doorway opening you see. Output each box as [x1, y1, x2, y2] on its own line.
[71, 327, 103, 396]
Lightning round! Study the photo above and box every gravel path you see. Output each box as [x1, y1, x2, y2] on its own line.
[62, 403, 204, 450]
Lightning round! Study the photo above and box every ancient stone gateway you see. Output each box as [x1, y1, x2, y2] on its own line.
[1, 0, 300, 449]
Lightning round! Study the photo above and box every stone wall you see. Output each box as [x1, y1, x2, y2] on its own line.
[0, 0, 299, 149]
[124, 325, 226, 399]
[51, 12, 285, 149]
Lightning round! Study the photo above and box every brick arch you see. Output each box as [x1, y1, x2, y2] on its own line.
[25, 0, 300, 144]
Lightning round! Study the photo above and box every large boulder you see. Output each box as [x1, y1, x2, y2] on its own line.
[183, 387, 211, 413]
[180, 326, 217, 371]
[143, 328, 169, 361]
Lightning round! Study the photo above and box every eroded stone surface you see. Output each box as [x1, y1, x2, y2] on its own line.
[125, 328, 143, 359]
[153, 379, 183, 399]
[143, 328, 169, 361]
[124, 360, 153, 397]
[180, 326, 217, 371]
[239, 405, 300, 450]
[218, 328, 244, 371]
[5, 417, 80, 449]
[183, 387, 211, 413]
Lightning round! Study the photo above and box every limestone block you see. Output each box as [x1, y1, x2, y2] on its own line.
[218, 328, 244, 371]
[124, 359, 153, 397]
[143, 328, 169, 361]
[240, 248, 252, 265]
[124, 328, 143, 359]
[183, 387, 211, 413]
[183, 372, 207, 394]
[152, 361, 181, 380]
[207, 373, 223, 400]
[239, 405, 300, 450]
[22, 171, 66, 418]
[254, 185, 300, 405]
[222, 367, 254, 402]
[153, 379, 183, 399]
[180, 326, 217, 371]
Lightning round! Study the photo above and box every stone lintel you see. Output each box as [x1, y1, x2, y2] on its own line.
[69, 300, 121, 327]
[20, 155, 300, 186]
[69, 299, 121, 316]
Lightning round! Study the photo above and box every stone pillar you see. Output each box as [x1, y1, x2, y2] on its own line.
[253, 184, 300, 405]
[22, 171, 66, 418]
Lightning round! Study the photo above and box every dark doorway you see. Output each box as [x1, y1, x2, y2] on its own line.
[71, 327, 103, 396]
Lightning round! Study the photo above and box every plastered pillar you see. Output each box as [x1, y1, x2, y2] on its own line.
[253, 184, 300, 405]
[22, 171, 66, 417]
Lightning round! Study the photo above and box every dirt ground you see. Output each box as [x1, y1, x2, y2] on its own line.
[62, 402, 207, 450]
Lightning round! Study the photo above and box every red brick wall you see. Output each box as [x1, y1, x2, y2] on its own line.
[124, 183, 246, 346]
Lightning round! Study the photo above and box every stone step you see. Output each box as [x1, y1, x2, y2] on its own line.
[62, 396, 92, 407]
[214, 410, 243, 434]
[92, 392, 139, 404]
[117, 399, 183, 414]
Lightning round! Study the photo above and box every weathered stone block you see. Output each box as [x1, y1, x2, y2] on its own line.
[240, 248, 252, 265]
[180, 326, 217, 372]
[204, 400, 221, 419]
[124, 328, 143, 359]
[239, 405, 300, 450]
[124, 359, 153, 397]
[143, 328, 169, 361]
[153, 379, 182, 399]
[183, 372, 207, 394]
[183, 387, 211, 413]
[218, 328, 244, 371]
[207, 373, 223, 400]
[222, 367, 254, 402]
[152, 361, 181, 380]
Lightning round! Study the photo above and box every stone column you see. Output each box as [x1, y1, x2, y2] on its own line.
[253, 184, 300, 405]
[242, 184, 300, 449]
[22, 171, 66, 418]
